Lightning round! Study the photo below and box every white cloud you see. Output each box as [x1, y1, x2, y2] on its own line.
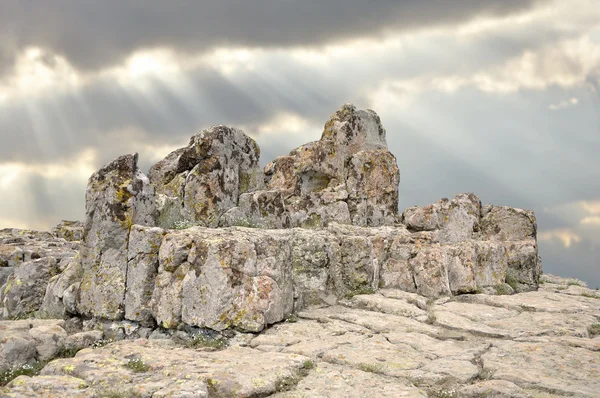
[580, 216, 600, 225]
[539, 228, 582, 248]
[0, 47, 81, 102]
[549, 97, 579, 110]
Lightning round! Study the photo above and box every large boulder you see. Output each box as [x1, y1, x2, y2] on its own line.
[38, 256, 83, 318]
[402, 193, 481, 243]
[402, 196, 540, 293]
[148, 228, 294, 332]
[0, 228, 78, 319]
[76, 154, 156, 320]
[148, 125, 264, 228]
[222, 104, 400, 228]
[2, 257, 61, 318]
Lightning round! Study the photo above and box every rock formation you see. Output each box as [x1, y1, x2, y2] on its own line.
[1, 104, 582, 398]
[1, 274, 598, 397]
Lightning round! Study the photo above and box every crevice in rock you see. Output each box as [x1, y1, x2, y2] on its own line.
[469, 343, 494, 383]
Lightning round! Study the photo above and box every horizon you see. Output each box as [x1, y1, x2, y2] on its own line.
[0, 0, 598, 288]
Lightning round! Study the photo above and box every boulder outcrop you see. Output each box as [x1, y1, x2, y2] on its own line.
[149, 125, 264, 229]
[222, 104, 400, 228]
[76, 153, 156, 320]
[0, 104, 595, 397]
[3, 104, 538, 332]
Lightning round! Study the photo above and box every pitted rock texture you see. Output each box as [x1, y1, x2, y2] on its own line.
[222, 103, 400, 228]
[402, 194, 541, 293]
[149, 125, 264, 229]
[2, 275, 598, 397]
[58, 211, 538, 334]
[0, 318, 99, 376]
[51, 221, 84, 242]
[0, 228, 79, 319]
[76, 153, 156, 320]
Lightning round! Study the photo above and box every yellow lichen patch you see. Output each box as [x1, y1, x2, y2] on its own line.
[252, 378, 267, 388]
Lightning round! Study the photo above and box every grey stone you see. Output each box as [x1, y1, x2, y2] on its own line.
[125, 225, 165, 326]
[51, 220, 84, 242]
[481, 206, 537, 241]
[2, 257, 61, 318]
[149, 125, 264, 228]
[76, 153, 156, 320]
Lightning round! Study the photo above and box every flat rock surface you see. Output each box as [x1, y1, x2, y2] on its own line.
[2, 275, 599, 397]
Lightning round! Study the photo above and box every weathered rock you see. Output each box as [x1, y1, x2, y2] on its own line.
[125, 225, 165, 326]
[402, 193, 481, 242]
[51, 220, 84, 242]
[76, 153, 156, 320]
[28, 323, 68, 362]
[481, 206, 537, 241]
[149, 228, 294, 332]
[482, 341, 600, 397]
[0, 319, 69, 374]
[458, 380, 532, 398]
[149, 125, 264, 228]
[223, 104, 400, 229]
[0, 228, 79, 318]
[65, 330, 104, 351]
[35, 340, 310, 398]
[3, 375, 90, 396]
[0, 246, 23, 268]
[0, 104, 591, 397]
[2, 275, 598, 397]
[2, 257, 61, 318]
[272, 362, 427, 397]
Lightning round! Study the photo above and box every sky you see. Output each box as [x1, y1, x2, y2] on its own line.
[0, 0, 598, 287]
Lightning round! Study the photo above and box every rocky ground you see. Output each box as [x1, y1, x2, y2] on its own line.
[1, 274, 598, 398]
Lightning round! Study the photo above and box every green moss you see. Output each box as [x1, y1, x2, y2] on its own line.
[183, 334, 228, 350]
[301, 213, 322, 228]
[344, 285, 376, 299]
[494, 284, 513, 295]
[0, 361, 46, 386]
[588, 323, 600, 337]
[426, 310, 437, 325]
[506, 274, 519, 291]
[358, 363, 386, 374]
[239, 172, 252, 193]
[97, 388, 142, 398]
[302, 360, 316, 370]
[123, 357, 149, 373]
[285, 314, 299, 323]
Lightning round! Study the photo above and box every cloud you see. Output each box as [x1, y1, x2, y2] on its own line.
[0, 150, 97, 230]
[580, 216, 600, 225]
[539, 228, 582, 248]
[549, 97, 579, 110]
[1, 0, 599, 170]
[0, 0, 543, 76]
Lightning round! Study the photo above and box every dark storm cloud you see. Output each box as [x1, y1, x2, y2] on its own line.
[0, 0, 541, 74]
